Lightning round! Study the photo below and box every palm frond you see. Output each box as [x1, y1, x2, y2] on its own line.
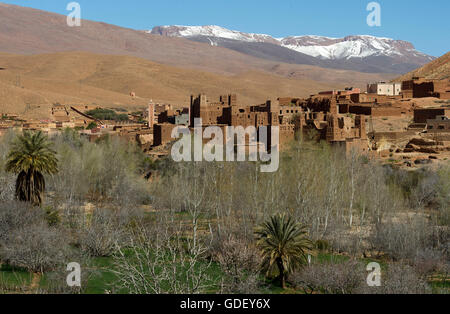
[255, 213, 313, 279]
[5, 131, 58, 206]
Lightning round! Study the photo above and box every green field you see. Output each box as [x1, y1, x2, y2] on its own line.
[2, 252, 447, 294]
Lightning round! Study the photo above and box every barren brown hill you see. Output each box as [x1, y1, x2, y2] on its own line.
[0, 52, 341, 119]
[396, 51, 450, 81]
[0, 2, 394, 86]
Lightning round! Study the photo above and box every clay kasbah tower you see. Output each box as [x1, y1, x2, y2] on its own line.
[148, 102, 155, 128]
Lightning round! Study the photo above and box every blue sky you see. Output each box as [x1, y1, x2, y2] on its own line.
[2, 0, 449, 57]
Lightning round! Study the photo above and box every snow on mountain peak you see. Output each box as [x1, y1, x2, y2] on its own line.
[149, 25, 278, 44]
[149, 25, 431, 61]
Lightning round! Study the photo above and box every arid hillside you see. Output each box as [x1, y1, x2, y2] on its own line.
[0, 3, 395, 84]
[0, 51, 342, 118]
[396, 51, 450, 81]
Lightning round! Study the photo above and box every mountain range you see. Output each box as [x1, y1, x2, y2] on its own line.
[0, 3, 397, 85]
[150, 25, 435, 74]
[0, 2, 396, 80]
[0, 2, 446, 118]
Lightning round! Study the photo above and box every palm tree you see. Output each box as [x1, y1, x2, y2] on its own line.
[5, 131, 58, 206]
[255, 214, 312, 288]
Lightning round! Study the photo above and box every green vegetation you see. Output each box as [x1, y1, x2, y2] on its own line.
[5, 131, 58, 206]
[256, 214, 312, 288]
[0, 130, 448, 294]
[86, 108, 128, 122]
[86, 122, 97, 130]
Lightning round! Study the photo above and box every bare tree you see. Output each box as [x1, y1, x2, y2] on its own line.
[79, 207, 141, 257]
[291, 260, 366, 294]
[360, 264, 431, 294]
[211, 235, 261, 294]
[0, 202, 71, 274]
[112, 216, 214, 294]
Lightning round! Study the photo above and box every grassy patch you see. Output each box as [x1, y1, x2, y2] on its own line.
[85, 257, 118, 294]
[0, 264, 34, 292]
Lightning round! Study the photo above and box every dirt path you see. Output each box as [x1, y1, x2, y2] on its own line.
[29, 273, 41, 293]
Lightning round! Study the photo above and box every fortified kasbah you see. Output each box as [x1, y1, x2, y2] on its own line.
[1, 77, 450, 169]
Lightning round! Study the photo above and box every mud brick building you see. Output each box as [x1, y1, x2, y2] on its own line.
[318, 87, 361, 96]
[158, 107, 189, 125]
[278, 97, 303, 106]
[189, 94, 238, 126]
[189, 94, 279, 128]
[153, 123, 178, 146]
[304, 96, 335, 113]
[349, 93, 401, 104]
[414, 107, 450, 123]
[152, 93, 369, 154]
[402, 77, 450, 99]
[340, 104, 404, 117]
[325, 114, 368, 154]
[147, 104, 173, 126]
[188, 94, 294, 148]
[52, 104, 71, 122]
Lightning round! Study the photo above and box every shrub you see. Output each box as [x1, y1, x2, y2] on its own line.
[369, 218, 434, 261]
[0, 201, 71, 273]
[413, 248, 445, 277]
[292, 260, 365, 294]
[361, 264, 431, 294]
[0, 172, 14, 202]
[1, 223, 70, 273]
[211, 236, 261, 294]
[86, 122, 97, 130]
[0, 201, 43, 241]
[43, 206, 61, 226]
[79, 207, 139, 257]
[37, 262, 92, 294]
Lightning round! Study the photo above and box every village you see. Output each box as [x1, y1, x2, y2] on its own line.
[1, 76, 449, 168]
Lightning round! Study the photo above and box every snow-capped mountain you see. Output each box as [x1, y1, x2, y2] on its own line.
[149, 25, 278, 44]
[149, 25, 434, 73]
[280, 35, 432, 61]
[150, 25, 280, 45]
